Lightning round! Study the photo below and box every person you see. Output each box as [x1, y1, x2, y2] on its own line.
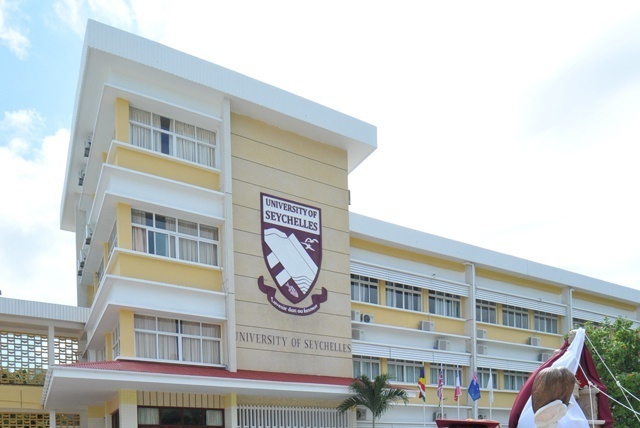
[531, 367, 577, 428]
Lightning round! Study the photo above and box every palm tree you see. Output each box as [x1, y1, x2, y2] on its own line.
[337, 373, 409, 428]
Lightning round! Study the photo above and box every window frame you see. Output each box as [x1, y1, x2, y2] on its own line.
[428, 290, 461, 318]
[133, 315, 223, 365]
[387, 359, 422, 384]
[476, 300, 497, 324]
[352, 355, 380, 378]
[129, 107, 218, 169]
[351, 274, 379, 304]
[502, 304, 530, 329]
[429, 364, 459, 386]
[385, 281, 422, 311]
[534, 310, 559, 334]
[503, 370, 529, 391]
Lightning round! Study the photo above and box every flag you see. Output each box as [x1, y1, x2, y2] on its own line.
[486, 371, 494, 404]
[417, 367, 426, 402]
[437, 369, 444, 401]
[454, 370, 462, 401]
[468, 372, 481, 401]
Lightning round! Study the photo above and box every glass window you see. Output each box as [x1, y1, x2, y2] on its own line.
[387, 359, 422, 383]
[353, 355, 380, 378]
[351, 274, 379, 304]
[138, 408, 223, 428]
[534, 311, 558, 334]
[134, 315, 222, 364]
[430, 364, 459, 386]
[130, 107, 217, 168]
[476, 300, 497, 324]
[429, 290, 461, 318]
[131, 209, 219, 266]
[502, 305, 529, 329]
[477, 368, 498, 390]
[385, 281, 422, 311]
[504, 370, 530, 391]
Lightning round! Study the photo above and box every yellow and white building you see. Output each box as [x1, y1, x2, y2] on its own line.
[1, 20, 639, 428]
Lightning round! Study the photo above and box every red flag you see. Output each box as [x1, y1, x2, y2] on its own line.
[454, 370, 462, 401]
[418, 368, 426, 402]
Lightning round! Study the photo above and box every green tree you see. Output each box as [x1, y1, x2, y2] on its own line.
[337, 373, 409, 428]
[583, 317, 640, 428]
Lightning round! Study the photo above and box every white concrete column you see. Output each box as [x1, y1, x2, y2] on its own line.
[118, 391, 138, 428]
[48, 325, 56, 367]
[224, 393, 238, 428]
[49, 411, 56, 428]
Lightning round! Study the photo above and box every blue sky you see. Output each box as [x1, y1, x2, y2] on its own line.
[2, 0, 640, 305]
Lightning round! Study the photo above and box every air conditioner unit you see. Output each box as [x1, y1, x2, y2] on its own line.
[433, 412, 447, 421]
[78, 169, 85, 186]
[529, 336, 541, 347]
[84, 136, 92, 157]
[352, 329, 365, 341]
[420, 320, 435, 331]
[477, 328, 487, 339]
[477, 345, 488, 355]
[478, 414, 487, 420]
[356, 407, 367, 421]
[436, 339, 450, 351]
[351, 309, 361, 321]
[85, 224, 94, 245]
[361, 313, 375, 323]
[539, 352, 553, 362]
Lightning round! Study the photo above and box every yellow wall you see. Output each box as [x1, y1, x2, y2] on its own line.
[120, 310, 135, 357]
[231, 113, 352, 376]
[115, 98, 130, 143]
[0, 385, 43, 409]
[112, 144, 220, 190]
[109, 251, 223, 291]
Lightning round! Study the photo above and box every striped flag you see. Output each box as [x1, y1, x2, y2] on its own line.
[454, 370, 462, 401]
[418, 367, 426, 402]
[437, 369, 444, 401]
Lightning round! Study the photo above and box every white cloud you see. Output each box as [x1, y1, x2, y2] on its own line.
[0, 112, 76, 304]
[54, 0, 137, 37]
[0, 0, 30, 59]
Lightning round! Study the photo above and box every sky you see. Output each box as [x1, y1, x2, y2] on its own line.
[2, 0, 640, 306]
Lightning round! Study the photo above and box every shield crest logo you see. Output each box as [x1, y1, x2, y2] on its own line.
[260, 193, 322, 305]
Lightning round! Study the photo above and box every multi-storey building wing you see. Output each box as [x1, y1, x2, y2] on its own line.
[1, 20, 639, 428]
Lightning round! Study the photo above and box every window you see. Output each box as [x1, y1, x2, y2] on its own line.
[476, 300, 497, 324]
[132, 209, 219, 266]
[477, 368, 498, 390]
[351, 274, 379, 304]
[429, 290, 461, 318]
[138, 407, 223, 428]
[534, 311, 558, 334]
[503, 370, 529, 391]
[385, 282, 422, 311]
[502, 305, 529, 329]
[353, 355, 380, 378]
[112, 324, 120, 358]
[134, 315, 222, 364]
[430, 364, 459, 386]
[387, 359, 422, 383]
[129, 107, 217, 168]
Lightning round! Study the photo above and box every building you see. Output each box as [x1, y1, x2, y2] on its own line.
[1, 20, 639, 428]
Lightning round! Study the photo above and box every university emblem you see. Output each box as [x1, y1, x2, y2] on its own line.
[258, 193, 327, 315]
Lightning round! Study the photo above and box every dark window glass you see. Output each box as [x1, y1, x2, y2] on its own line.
[160, 408, 181, 425]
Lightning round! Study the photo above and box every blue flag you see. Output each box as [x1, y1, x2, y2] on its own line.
[468, 372, 481, 401]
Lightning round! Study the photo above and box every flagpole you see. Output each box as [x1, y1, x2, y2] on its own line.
[489, 368, 493, 420]
[440, 364, 444, 418]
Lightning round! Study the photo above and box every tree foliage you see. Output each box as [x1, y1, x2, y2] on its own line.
[337, 373, 409, 428]
[583, 318, 640, 427]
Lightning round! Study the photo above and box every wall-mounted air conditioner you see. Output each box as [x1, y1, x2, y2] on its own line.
[539, 352, 553, 361]
[361, 313, 375, 323]
[351, 309, 361, 321]
[478, 414, 487, 420]
[78, 169, 85, 186]
[436, 339, 450, 351]
[477, 345, 488, 355]
[433, 412, 447, 421]
[352, 329, 365, 341]
[356, 407, 367, 420]
[477, 328, 487, 339]
[84, 136, 92, 157]
[529, 336, 541, 347]
[420, 320, 435, 331]
[85, 224, 94, 245]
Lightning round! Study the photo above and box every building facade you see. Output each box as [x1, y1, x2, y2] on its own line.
[1, 20, 639, 428]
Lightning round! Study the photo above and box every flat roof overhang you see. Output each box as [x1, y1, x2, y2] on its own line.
[43, 359, 353, 410]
